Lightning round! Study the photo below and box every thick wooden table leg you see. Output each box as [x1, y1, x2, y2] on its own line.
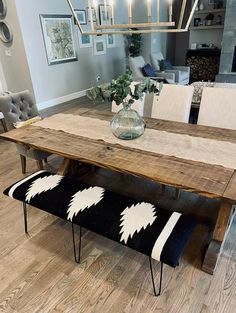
[57, 158, 71, 175]
[202, 200, 234, 274]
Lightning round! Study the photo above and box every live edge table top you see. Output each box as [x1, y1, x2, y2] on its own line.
[1, 109, 236, 203]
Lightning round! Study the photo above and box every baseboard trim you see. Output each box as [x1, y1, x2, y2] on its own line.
[37, 89, 88, 111]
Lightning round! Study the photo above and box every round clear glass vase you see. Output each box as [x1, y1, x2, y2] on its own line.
[110, 101, 145, 140]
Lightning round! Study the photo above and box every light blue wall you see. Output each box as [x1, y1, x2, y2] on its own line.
[134, 0, 169, 63]
[14, 0, 128, 104]
[0, 0, 171, 106]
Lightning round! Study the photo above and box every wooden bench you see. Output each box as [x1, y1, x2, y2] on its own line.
[3, 170, 196, 296]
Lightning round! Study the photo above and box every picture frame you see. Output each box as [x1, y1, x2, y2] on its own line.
[106, 34, 116, 48]
[40, 14, 77, 65]
[194, 18, 201, 27]
[86, 7, 96, 22]
[93, 36, 106, 55]
[99, 4, 111, 25]
[78, 26, 92, 48]
[74, 9, 87, 25]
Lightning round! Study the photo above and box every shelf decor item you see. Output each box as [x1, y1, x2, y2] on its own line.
[86, 70, 161, 140]
[199, 2, 204, 10]
[40, 14, 77, 65]
[205, 13, 214, 26]
[208, 0, 216, 5]
[216, 0, 224, 9]
[194, 18, 201, 27]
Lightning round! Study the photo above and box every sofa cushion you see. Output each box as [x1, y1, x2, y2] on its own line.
[179, 70, 189, 81]
[159, 59, 173, 71]
[142, 64, 156, 77]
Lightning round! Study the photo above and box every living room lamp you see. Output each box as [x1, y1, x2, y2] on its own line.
[67, 0, 199, 35]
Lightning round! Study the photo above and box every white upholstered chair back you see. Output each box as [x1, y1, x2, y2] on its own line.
[151, 84, 194, 123]
[111, 82, 145, 116]
[150, 52, 164, 71]
[197, 87, 236, 129]
[128, 56, 146, 80]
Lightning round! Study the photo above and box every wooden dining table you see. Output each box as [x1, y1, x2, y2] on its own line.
[1, 108, 236, 275]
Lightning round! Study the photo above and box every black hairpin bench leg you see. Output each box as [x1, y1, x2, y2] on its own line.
[149, 257, 164, 296]
[23, 202, 28, 235]
[71, 223, 82, 263]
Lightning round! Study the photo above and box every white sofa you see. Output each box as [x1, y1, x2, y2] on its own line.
[150, 52, 190, 85]
[129, 56, 175, 84]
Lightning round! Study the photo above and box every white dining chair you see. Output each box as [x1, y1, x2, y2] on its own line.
[151, 84, 194, 123]
[198, 87, 236, 130]
[151, 84, 194, 199]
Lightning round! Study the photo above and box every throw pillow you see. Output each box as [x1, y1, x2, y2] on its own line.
[159, 59, 173, 71]
[142, 64, 156, 77]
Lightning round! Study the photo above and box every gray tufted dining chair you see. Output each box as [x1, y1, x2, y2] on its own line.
[0, 111, 7, 131]
[0, 90, 50, 173]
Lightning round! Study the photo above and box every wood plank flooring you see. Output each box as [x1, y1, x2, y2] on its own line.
[0, 97, 236, 313]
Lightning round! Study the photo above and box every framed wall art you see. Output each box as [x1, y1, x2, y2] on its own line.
[40, 14, 77, 65]
[93, 36, 106, 55]
[86, 7, 96, 22]
[106, 33, 116, 48]
[99, 4, 111, 25]
[78, 26, 92, 48]
[74, 9, 87, 25]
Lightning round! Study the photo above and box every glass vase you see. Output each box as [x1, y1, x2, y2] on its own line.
[110, 101, 145, 140]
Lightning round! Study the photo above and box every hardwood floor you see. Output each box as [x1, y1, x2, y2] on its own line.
[0, 97, 236, 313]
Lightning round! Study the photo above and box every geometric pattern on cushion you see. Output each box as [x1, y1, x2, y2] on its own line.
[3, 171, 196, 268]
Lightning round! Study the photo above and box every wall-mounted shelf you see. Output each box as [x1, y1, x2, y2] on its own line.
[194, 8, 226, 15]
[190, 25, 224, 30]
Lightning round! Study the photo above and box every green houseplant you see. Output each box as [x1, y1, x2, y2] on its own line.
[86, 70, 161, 140]
[127, 32, 142, 57]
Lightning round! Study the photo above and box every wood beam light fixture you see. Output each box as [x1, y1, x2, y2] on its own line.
[67, 0, 199, 35]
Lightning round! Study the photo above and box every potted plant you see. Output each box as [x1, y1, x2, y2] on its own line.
[86, 70, 161, 140]
[127, 31, 142, 57]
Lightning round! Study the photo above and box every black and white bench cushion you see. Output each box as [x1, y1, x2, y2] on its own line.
[3, 171, 196, 268]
